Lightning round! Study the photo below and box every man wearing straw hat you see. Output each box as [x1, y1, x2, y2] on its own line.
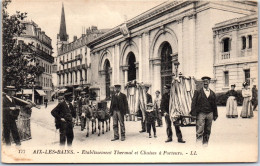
[191, 76, 218, 146]
[2, 86, 21, 146]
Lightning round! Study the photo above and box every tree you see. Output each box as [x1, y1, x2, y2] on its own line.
[2, 0, 44, 91]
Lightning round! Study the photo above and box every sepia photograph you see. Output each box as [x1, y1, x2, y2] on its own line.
[1, 0, 258, 163]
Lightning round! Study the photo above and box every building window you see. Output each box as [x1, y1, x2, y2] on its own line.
[67, 74, 69, 84]
[71, 73, 73, 83]
[248, 35, 252, 48]
[244, 69, 250, 85]
[63, 75, 65, 84]
[75, 71, 77, 83]
[71, 53, 72, 60]
[223, 38, 231, 52]
[59, 75, 61, 85]
[242, 36, 246, 50]
[224, 71, 229, 87]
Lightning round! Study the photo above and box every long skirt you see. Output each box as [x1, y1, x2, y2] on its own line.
[240, 97, 254, 118]
[226, 96, 238, 118]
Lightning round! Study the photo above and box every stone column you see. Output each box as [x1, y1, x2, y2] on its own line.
[189, 14, 196, 76]
[152, 58, 161, 94]
[112, 46, 115, 85]
[115, 44, 120, 84]
[122, 65, 129, 85]
[177, 17, 183, 74]
[138, 34, 143, 82]
[144, 31, 150, 82]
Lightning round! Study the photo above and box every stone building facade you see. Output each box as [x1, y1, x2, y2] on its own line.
[213, 14, 258, 93]
[17, 20, 54, 103]
[87, 1, 257, 100]
[56, 4, 109, 96]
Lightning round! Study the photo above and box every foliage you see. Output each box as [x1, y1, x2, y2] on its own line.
[2, 0, 44, 91]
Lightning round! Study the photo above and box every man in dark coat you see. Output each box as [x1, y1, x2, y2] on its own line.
[51, 93, 76, 146]
[139, 84, 152, 133]
[2, 86, 21, 146]
[110, 84, 129, 141]
[161, 84, 185, 143]
[191, 76, 218, 146]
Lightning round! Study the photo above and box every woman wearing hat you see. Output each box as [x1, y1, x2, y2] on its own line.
[225, 84, 238, 118]
[240, 82, 253, 118]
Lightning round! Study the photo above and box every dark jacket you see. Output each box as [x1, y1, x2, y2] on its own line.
[51, 101, 76, 129]
[191, 88, 218, 117]
[161, 93, 170, 114]
[2, 94, 20, 123]
[110, 92, 129, 115]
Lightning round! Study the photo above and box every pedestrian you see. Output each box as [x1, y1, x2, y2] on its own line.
[226, 84, 238, 118]
[161, 84, 185, 143]
[80, 92, 88, 131]
[51, 93, 76, 146]
[240, 82, 254, 118]
[110, 84, 129, 141]
[2, 86, 21, 146]
[154, 90, 162, 127]
[252, 85, 258, 111]
[146, 103, 157, 138]
[44, 98, 48, 108]
[191, 76, 218, 146]
[17, 94, 34, 141]
[139, 84, 152, 133]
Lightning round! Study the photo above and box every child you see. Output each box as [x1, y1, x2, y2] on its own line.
[146, 103, 157, 138]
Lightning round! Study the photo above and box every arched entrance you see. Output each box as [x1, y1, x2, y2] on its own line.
[128, 52, 136, 82]
[104, 60, 111, 99]
[161, 42, 173, 92]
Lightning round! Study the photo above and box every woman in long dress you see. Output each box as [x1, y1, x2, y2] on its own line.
[226, 84, 238, 118]
[17, 95, 33, 141]
[240, 82, 254, 118]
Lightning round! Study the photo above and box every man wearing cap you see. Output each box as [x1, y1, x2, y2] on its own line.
[191, 76, 218, 146]
[161, 84, 185, 143]
[110, 84, 129, 141]
[2, 86, 21, 146]
[139, 84, 152, 133]
[51, 92, 76, 146]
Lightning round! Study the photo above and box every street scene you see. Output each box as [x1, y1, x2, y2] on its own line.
[2, 0, 258, 163]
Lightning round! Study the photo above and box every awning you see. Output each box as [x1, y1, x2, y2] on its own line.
[36, 90, 47, 96]
[59, 88, 67, 93]
[17, 89, 33, 95]
[75, 87, 83, 91]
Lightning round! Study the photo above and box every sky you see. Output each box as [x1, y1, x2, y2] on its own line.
[7, 0, 164, 57]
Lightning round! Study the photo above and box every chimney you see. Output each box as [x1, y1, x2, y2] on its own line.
[73, 36, 77, 41]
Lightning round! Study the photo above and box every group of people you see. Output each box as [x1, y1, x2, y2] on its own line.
[110, 76, 218, 147]
[4, 76, 257, 147]
[3, 86, 35, 146]
[225, 82, 257, 119]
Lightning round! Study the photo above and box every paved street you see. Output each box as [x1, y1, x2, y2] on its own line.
[12, 100, 258, 162]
